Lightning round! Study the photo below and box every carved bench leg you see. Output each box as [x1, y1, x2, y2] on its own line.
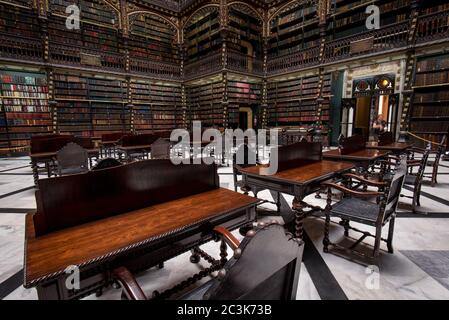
[387, 217, 396, 254]
[189, 248, 201, 264]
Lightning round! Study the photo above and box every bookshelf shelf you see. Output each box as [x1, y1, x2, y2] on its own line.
[410, 52, 449, 143]
[0, 70, 51, 153]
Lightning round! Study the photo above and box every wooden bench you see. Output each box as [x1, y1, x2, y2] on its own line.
[24, 159, 259, 300]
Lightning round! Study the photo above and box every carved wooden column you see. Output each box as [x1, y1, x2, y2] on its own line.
[261, 36, 269, 129]
[220, 1, 229, 128]
[399, 0, 421, 138]
[315, 0, 329, 132]
[179, 43, 188, 129]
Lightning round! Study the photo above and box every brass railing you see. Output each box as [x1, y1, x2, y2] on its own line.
[227, 51, 263, 75]
[130, 56, 181, 80]
[49, 43, 125, 71]
[184, 53, 222, 79]
[416, 11, 449, 44]
[323, 22, 409, 63]
[267, 46, 320, 75]
[0, 34, 43, 61]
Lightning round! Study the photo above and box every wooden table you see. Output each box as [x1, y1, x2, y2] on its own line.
[323, 148, 390, 170]
[30, 148, 100, 185]
[240, 160, 355, 239]
[24, 188, 259, 300]
[116, 145, 152, 161]
[365, 142, 412, 154]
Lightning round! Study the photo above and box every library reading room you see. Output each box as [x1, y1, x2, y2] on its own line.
[0, 0, 449, 303]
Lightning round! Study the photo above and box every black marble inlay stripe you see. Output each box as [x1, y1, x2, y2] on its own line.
[0, 269, 23, 299]
[302, 232, 348, 301]
[0, 165, 29, 173]
[0, 173, 33, 176]
[0, 208, 34, 214]
[397, 211, 449, 218]
[403, 185, 449, 207]
[275, 193, 348, 300]
[0, 186, 34, 200]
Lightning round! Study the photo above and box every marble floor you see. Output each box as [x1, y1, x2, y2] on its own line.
[1, 155, 449, 300]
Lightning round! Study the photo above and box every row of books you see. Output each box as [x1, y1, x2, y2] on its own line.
[3, 106, 50, 112]
[410, 121, 449, 133]
[416, 55, 449, 73]
[412, 106, 449, 117]
[415, 71, 449, 87]
[414, 91, 449, 103]
[270, 4, 317, 29]
[421, 3, 449, 16]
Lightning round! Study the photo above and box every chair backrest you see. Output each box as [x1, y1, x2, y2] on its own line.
[277, 141, 322, 172]
[383, 157, 407, 218]
[415, 146, 431, 184]
[121, 134, 159, 147]
[204, 224, 304, 300]
[34, 160, 219, 236]
[338, 135, 366, 155]
[92, 158, 122, 171]
[233, 143, 258, 168]
[101, 132, 126, 142]
[30, 135, 76, 154]
[378, 131, 394, 146]
[151, 138, 171, 160]
[74, 137, 95, 149]
[56, 143, 89, 175]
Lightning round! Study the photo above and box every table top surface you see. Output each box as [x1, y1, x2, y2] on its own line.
[240, 160, 355, 185]
[24, 188, 258, 287]
[30, 148, 100, 159]
[365, 142, 412, 151]
[323, 148, 390, 161]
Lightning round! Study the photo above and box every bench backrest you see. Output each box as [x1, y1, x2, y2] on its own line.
[277, 141, 322, 172]
[34, 160, 219, 236]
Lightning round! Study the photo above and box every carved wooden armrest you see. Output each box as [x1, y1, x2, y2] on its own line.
[113, 267, 147, 300]
[214, 226, 241, 250]
[321, 182, 384, 198]
[342, 173, 387, 187]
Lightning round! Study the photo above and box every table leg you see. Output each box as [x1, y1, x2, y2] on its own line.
[31, 160, 39, 186]
[292, 196, 305, 239]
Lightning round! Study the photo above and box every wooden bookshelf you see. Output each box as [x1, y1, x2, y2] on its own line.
[0, 70, 51, 153]
[129, 13, 179, 64]
[410, 53, 449, 143]
[186, 80, 224, 127]
[184, 7, 221, 63]
[131, 79, 182, 133]
[268, 1, 320, 58]
[227, 79, 262, 127]
[227, 6, 263, 58]
[267, 73, 331, 128]
[328, 0, 410, 40]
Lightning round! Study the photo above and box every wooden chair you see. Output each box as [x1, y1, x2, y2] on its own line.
[151, 138, 171, 160]
[322, 157, 407, 260]
[401, 146, 431, 211]
[426, 136, 447, 187]
[113, 223, 304, 300]
[91, 158, 122, 171]
[56, 143, 89, 176]
[233, 143, 258, 192]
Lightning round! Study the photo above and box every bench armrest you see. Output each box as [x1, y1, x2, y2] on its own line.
[113, 267, 147, 300]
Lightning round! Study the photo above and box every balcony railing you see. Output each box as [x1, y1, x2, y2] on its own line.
[130, 56, 181, 80]
[267, 46, 320, 75]
[416, 11, 449, 44]
[49, 43, 125, 72]
[323, 21, 409, 63]
[184, 53, 222, 79]
[227, 51, 263, 75]
[0, 34, 43, 61]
